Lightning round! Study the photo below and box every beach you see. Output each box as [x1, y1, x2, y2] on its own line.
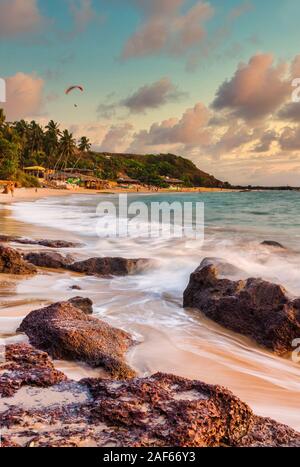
[0, 185, 234, 205]
[1, 189, 300, 440]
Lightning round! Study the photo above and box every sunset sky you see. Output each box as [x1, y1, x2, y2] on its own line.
[1, 0, 300, 185]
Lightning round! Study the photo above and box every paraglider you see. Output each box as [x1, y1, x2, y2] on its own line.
[65, 85, 84, 95]
[65, 85, 84, 108]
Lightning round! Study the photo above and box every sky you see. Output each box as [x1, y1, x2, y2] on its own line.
[1, 0, 300, 185]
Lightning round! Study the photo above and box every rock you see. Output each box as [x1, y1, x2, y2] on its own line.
[0, 235, 82, 248]
[24, 251, 74, 269]
[70, 285, 82, 291]
[183, 261, 300, 355]
[68, 296, 93, 314]
[17, 301, 136, 379]
[84, 372, 253, 447]
[0, 343, 66, 398]
[0, 245, 37, 275]
[1, 350, 299, 447]
[261, 240, 286, 249]
[68, 257, 150, 277]
[238, 416, 300, 447]
[200, 257, 244, 277]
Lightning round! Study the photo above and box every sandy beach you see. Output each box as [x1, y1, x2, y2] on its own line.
[0, 186, 234, 205]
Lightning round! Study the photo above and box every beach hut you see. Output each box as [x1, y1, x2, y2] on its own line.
[163, 177, 184, 186]
[24, 166, 46, 179]
[117, 176, 141, 186]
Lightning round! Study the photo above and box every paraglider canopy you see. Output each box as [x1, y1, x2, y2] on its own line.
[65, 85, 84, 95]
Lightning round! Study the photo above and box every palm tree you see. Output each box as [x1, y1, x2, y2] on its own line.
[45, 120, 61, 167]
[28, 121, 44, 154]
[57, 130, 77, 170]
[78, 136, 91, 152]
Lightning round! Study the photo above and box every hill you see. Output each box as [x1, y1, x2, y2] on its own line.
[77, 152, 226, 188]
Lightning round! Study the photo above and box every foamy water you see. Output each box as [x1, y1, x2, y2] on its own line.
[2, 191, 300, 430]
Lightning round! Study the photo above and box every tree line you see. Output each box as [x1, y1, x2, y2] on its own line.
[0, 109, 91, 184]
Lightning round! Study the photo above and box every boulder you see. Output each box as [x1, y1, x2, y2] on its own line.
[1, 348, 299, 448]
[0, 343, 66, 398]
[0, 235, 82, 248]
[183, 259, 300, 355]
[68, 296, 93, 314]
[24, 251, 74, 269]
[17, 301, 136, 379]
[68, 257, 150, 277]
[0, 245, 37, 275]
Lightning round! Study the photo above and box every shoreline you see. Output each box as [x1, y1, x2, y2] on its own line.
[0, 186, 235, 205]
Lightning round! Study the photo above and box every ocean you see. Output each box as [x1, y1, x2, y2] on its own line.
[2, 190, 300, 429]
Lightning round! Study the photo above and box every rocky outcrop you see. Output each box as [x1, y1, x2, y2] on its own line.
[68, 257, 150, 277]
[1, 345, 299, 447]
[0, 245, 37, 275]
[0, 343, 66, 398]
[68, 296, 93, 315]
[21, 250, 151, 278]
[83, 372, 253, 447]
[0, 235, 82, 248]
[24, 251, 74, 269]
[183, 259, 300, 355]
[17, 301, 136, 379]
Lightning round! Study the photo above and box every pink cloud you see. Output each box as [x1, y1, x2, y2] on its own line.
[100, 123, 134, 152]
[122, 1, 214, 59]
[3, 72, 45, 120]
[129, 102, 212, 152]
[212, 54, 290, 121]
[0, 0, 44, 37]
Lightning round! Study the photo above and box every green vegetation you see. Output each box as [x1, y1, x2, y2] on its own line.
[90, 153, 224, 187]
[0, 109, 225, 188]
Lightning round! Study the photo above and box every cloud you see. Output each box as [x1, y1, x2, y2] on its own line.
[3, 72, 45, 120]
[122, 78, 186, 113]
[278, 103, 300, 122]
[278, 126, 300, 151]
[210, 122, 260, 156]
[212, 54, 290, 121]
[97, 78, 186, 118]
[100, 123, 134, 152]
[129, 102, 212, 152]
[252, 129, 277, 152]
[121, 0, 214, 60]
[0, 0, 45, 37]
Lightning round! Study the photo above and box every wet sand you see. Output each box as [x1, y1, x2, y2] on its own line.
[0, 194, 300, 432]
